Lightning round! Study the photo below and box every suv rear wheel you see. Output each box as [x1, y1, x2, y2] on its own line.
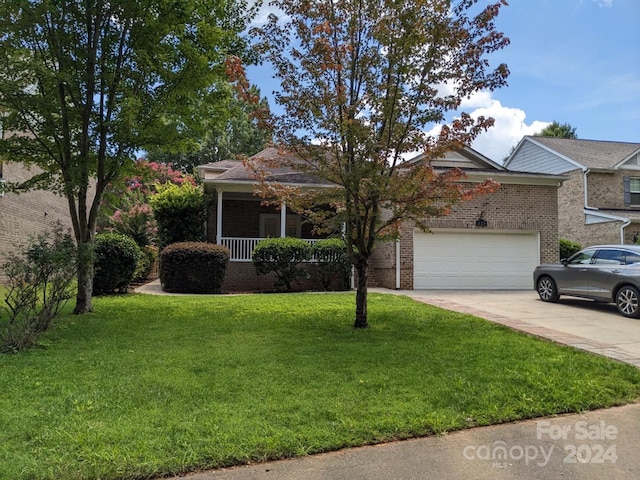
[616, 285, 640, 318]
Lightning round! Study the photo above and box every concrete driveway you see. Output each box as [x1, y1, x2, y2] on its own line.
[380, 289, 640, 368]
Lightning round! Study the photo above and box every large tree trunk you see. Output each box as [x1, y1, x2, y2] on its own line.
[74, 240, 94, 314]
[354, 258, 369, 329]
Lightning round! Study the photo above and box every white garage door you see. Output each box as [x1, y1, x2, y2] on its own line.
[413, 230, 539, 289]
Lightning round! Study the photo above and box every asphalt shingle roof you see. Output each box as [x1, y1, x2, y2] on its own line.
[207, 148, 335, 186]
[530, 137, 640, 169]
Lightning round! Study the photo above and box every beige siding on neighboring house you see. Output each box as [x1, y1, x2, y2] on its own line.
[0, 162, 72, 282]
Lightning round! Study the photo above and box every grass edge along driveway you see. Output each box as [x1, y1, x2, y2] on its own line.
[1, 292, 639, 480]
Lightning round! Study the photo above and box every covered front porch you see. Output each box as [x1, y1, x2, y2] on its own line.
[210, 190, 328, 262]
[197, 152, 341, 291]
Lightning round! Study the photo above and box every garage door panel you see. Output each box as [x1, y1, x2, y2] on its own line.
[413, 230, 538, 289]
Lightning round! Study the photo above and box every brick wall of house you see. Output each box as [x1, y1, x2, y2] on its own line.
[557, 170, 589, 244]
[558, 169, 639, 247]
[0, 162, 72, 282]
[370, 182, 560, 289]
[587, 170, 629, 209]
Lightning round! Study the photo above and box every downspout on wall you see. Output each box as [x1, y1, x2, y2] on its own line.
[583, 168, 591, 211]
[621, 219, 631, 244]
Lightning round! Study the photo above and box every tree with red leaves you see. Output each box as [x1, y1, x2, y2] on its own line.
[242, 0, 510, 328]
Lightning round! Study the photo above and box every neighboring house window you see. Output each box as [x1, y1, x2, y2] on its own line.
[259, 213, 302, 238]
[631, 179, 640, 204]
[624, 177, 640, 205]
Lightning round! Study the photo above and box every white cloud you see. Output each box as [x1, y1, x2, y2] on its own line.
[423, 92, 549, 163]
[593, 0, 613, 7]
[250, 2, 286, 26]
[468, 96, 550, 162]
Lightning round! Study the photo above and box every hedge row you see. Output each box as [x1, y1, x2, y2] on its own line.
[160, 242, 230, 294]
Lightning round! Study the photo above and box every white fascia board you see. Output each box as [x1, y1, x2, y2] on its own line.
[459, 147, 506, 170]
[463, 171, 567, 186]
[502, 137, 528, 168]
[613, 146, 640, 170]
[584, 209, 628, 225]
[202, 179, 337, 193]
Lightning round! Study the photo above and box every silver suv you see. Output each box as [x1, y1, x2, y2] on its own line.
[534, 245, 640, 318]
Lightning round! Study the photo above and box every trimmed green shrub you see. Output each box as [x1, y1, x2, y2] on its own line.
[1, 224, 77, 353]
[253, 237, 312, 291]
[559, 238, 582, 260]
[160, 242, 229, 293]
[133, 245, 159, 282]
[93, 233, 142, 295]
[149, 182, 207, 248]
[311, 238, 352, 291]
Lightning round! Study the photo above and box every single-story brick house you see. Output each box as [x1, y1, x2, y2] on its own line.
[504, 136, 640, 247]
[198, 147, 565, 291]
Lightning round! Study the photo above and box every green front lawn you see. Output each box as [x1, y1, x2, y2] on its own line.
[1, 292, 639, 479]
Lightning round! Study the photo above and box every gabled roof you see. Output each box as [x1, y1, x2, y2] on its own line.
[405, 146, 506, 171]
[511, 136, 640, 170]
[200, 145, 567, 192]
[406, 145, 565, 186]
[197, 148, 336, 192]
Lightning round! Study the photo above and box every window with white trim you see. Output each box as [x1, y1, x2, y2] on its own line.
[630, 178, 640, 205]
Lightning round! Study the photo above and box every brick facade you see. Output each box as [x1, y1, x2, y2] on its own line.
[369, 182, 560, 289]
[557, 169, 640, 247]
[0, 162, 73, 282]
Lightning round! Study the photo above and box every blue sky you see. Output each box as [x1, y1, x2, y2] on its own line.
[246, 0, 640, 162]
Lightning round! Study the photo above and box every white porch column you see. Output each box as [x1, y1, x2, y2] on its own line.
[395, 238, 401, 289]
[216, 190, 223, 244]
[280, 202, 287, 237]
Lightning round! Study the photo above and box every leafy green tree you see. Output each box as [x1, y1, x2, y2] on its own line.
[146, 87, 272, 173]
[99, 159, 196, 247]
[535, 121, 578, 139]
[0, 0, 255, 313]
[149, 182, 207, 248]
[245, 0, 509, 328]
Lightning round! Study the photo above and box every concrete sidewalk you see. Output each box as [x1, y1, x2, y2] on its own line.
[169, 404, 640, 480]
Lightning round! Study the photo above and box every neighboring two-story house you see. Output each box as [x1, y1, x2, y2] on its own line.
[505, 136, 640, 248]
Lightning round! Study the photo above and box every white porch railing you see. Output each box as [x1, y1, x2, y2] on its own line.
[221, 237, 321, 262]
